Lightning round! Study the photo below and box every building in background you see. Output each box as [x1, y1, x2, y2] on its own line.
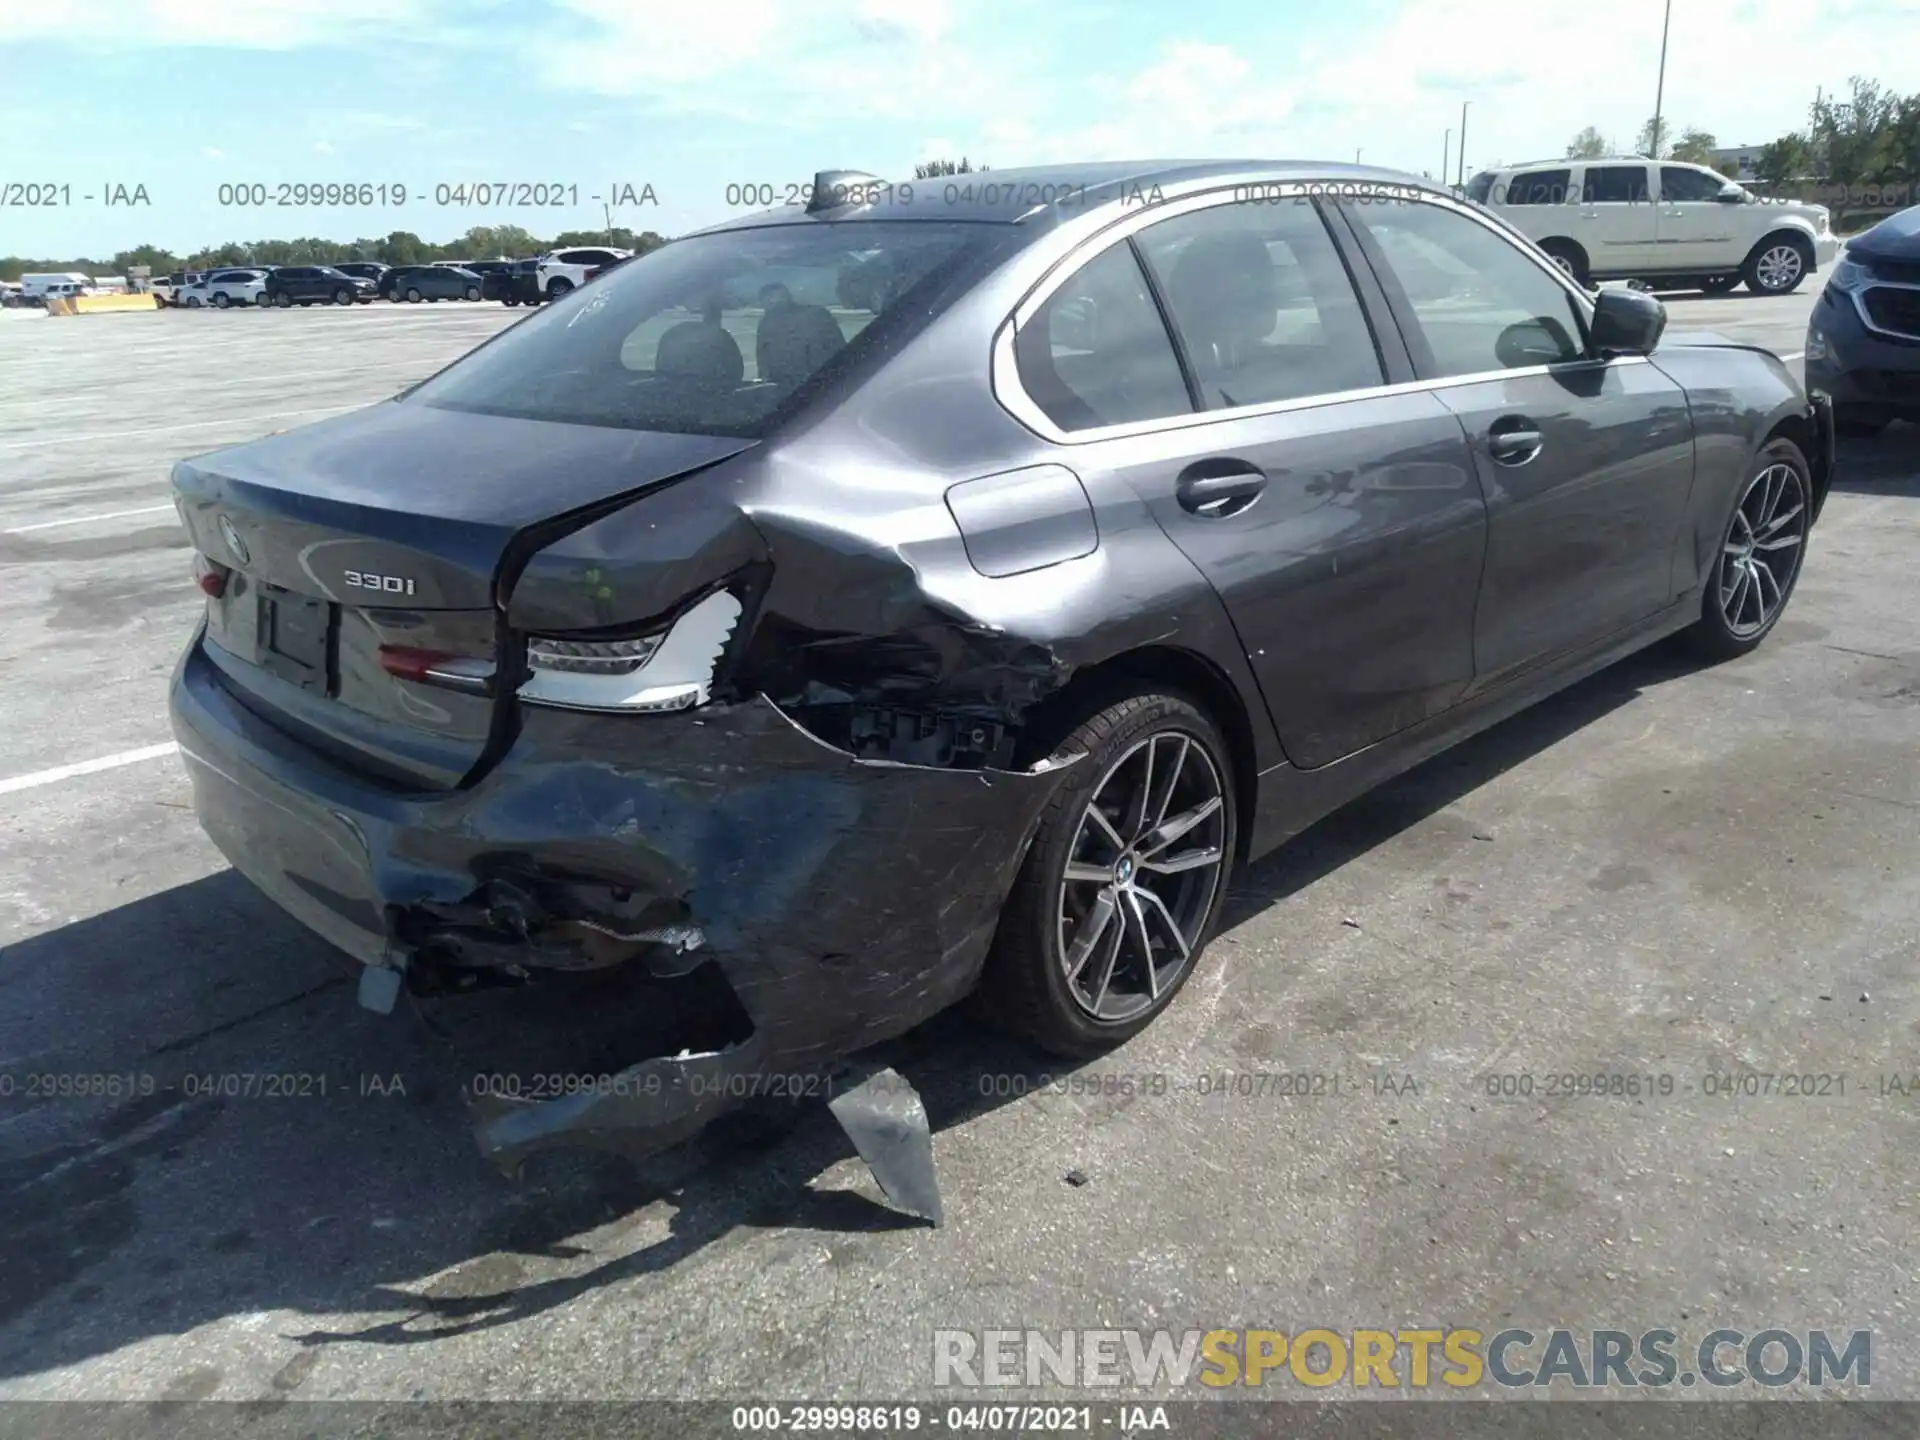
[1710, 144, 1764, 181]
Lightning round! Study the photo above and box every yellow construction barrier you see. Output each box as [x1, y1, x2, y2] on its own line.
[43, 293, 160, 316]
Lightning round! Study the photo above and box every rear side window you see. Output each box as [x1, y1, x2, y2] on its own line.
[1466, 172, 1496, 204]
[1505, 168, 1573, 205]
[1135, 199, 1384, 408]
[1346, 201, 1586, 380]
[1013, 243, 1192, 432]
[1584, 165, 1650, 203]
[413, 222, 998, 438]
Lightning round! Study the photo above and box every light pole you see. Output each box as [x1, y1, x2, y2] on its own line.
[1442, 128, 1451, 187]
[1457, 102, 1471, 187]
[1355, 148, 1363, 163]
[1649, 0, 1673, 158]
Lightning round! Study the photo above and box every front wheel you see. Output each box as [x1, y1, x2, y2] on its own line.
[212, 292, 230, 309]
[1743, 236, 1812, 295]
[1682, 438, 1811, 660]
[406, 288, 423, 303]
[978, 690, 1237, 1057]
[546, 277, 574, 301]
[333, 287, 352, 305]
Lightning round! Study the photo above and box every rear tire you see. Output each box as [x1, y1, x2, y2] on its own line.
[546, 277, 574, 300]
[978, 689, 1237, 1058]
[465, 285, 481, 301]
[407, 288, 423, 303]
[213, 292, 230, 309]
[1682, 437, 1811, 661]
[1538, 239, 1590, 288]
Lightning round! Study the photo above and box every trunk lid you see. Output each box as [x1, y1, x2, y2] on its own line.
[174, 398, 754, 790]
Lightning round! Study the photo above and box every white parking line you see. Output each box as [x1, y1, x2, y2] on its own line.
[1779, 350, 1805, 362]
[0, 405, 355, 452]
[4, 504, 178, 535]
[0, 743, 179, 797]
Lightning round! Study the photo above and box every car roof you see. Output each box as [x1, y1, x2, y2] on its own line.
[1491, 156, 1689, 171]
[689, 160, 1454, 236]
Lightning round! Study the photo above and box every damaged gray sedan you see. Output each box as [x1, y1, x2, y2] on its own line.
[169, 160, 1834, 1172]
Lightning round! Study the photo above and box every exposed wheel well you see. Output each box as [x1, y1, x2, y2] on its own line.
[1748, 228, 1815, 263]
[1763, 411, 1827, 515]
[1019, 645, 1261, 863]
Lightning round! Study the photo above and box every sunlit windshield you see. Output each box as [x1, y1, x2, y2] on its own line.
[410, 221, 1001, 437]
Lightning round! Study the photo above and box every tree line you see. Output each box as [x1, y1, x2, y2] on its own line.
[1, 223, 669, 283]
[1563, 75, 1920, 189]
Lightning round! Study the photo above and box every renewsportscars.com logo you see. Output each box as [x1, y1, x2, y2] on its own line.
[932, 1327, 1872, 1391]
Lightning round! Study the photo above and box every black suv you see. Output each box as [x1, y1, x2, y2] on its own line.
[263, 265, 377, 308]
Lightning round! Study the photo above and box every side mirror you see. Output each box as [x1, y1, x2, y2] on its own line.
[1715, 183, 1747, 204]
[1589, 286, 1667, 356]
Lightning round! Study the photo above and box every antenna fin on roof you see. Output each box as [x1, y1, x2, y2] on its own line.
[808, 170, 886, 214]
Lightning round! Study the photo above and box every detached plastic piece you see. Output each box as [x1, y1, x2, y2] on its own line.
[829, 1067, 943, 1225]
[358, 961, 405, 1014]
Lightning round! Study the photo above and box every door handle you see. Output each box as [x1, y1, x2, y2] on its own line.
[1176, 462, 1267, 517]
[1486, 417, 1543, 466]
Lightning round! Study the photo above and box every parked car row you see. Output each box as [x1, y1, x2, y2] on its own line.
[151, 247, 638, 312]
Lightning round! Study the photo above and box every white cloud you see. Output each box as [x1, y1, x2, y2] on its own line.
[202, 146, 225, 158]
[312, 139, 335, 153]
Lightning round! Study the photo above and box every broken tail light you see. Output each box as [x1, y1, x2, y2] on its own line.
[193, 554, 230, 598]
[519, 589, 742, 714]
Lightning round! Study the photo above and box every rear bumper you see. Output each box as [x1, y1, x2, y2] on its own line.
[169, 632, 1070, 1169]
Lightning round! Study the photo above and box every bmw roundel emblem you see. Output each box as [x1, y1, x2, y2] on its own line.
[217, 514, 250, 567]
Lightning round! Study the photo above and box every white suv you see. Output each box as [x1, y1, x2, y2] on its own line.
[1467, 159, 1839, 295]
[535, 246, 631, 300]
[180, 268, 268, 309]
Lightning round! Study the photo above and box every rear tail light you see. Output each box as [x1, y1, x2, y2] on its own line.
[377, 646, 495, 694]
[519, 589, 742, 714]
[193, 554, 229, 598]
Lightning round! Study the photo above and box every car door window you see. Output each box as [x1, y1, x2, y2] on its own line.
[1504, 168, 1573, 206]
[1346, 201, 1588, 380]
[1659, 166, 1725, 203]
[1583, 165, 1651, 204]
[1012, 242, 1193, 431]
[1134, 199, 1384, 408]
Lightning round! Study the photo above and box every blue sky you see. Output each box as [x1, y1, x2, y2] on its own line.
[4, 0, 1917, 258]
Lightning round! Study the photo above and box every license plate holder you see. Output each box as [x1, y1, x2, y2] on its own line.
[257, 586, 332, 692]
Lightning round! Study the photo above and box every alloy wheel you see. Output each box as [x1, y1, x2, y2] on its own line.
[1056, 731, 1228, 1023]
[1718, 461, 1807, 638]
[1754, 244, 1804, 293]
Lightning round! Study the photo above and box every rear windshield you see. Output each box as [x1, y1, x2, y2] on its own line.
[410, 221, 1002, 437]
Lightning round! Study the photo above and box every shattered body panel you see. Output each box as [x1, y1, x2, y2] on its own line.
[174, 644, 1074, 1170]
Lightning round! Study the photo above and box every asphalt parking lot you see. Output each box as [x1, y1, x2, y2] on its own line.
[1, 288, 1918, 1411]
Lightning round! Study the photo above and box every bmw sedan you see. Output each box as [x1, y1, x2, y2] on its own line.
[168, 161, 1835, 1171]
